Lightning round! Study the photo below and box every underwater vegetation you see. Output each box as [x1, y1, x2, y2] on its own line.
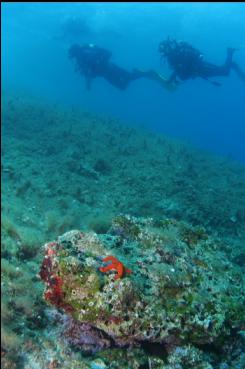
[1, 95, 245, 368]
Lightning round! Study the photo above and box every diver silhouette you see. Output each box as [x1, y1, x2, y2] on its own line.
[159, 37, 245, 87]
[69, 43, 176, 91]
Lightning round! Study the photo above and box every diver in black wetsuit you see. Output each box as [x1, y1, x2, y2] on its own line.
[159, 37, 245, 86]
[69, 43, 176, 91]
[68, 43, 143, 90]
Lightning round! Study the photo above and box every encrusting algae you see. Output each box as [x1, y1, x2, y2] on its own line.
[39, 215, 245, 367]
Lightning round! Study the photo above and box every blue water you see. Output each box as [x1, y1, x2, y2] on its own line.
[2, 2, 245, 162]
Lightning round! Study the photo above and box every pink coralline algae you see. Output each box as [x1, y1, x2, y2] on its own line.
[39, 242, 74, 313]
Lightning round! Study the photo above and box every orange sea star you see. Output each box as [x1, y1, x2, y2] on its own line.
[99, 256, 132, 280]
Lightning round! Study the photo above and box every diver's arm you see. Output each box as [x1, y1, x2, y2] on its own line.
[156, 72, 178, 91]
[168, 71, 177, 83]
[130, 69, 177, 91]
[85, 76, 92, 90]
[84, 68, 94, 90]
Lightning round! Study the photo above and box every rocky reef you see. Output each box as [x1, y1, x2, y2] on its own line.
[2, 95, 245, 368]
[39, 215, 245, 368]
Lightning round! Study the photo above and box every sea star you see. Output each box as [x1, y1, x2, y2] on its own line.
[99, 256, 132, 280]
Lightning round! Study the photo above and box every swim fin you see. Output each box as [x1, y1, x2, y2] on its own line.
[210, 81, 222, 87]
[202, 76, 222, 87]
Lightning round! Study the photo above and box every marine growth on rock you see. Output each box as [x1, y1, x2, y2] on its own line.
[40, 214, 245, 366]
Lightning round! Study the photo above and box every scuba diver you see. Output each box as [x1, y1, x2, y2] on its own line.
[69, 43, 176, 91]
[159, 37, 245, 87]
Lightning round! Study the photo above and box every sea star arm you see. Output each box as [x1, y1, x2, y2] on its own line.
[102, 256, 119, 264]
[114, 262, 124, 279]
[99, 255, 132, 280]
[99, 265, 117, 273]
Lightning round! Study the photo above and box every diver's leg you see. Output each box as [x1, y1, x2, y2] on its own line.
[200, 48, 235, 78]
[103, 63, 133, 90]
[222, 47, 236, 73]
[231, 62, 245, 82]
